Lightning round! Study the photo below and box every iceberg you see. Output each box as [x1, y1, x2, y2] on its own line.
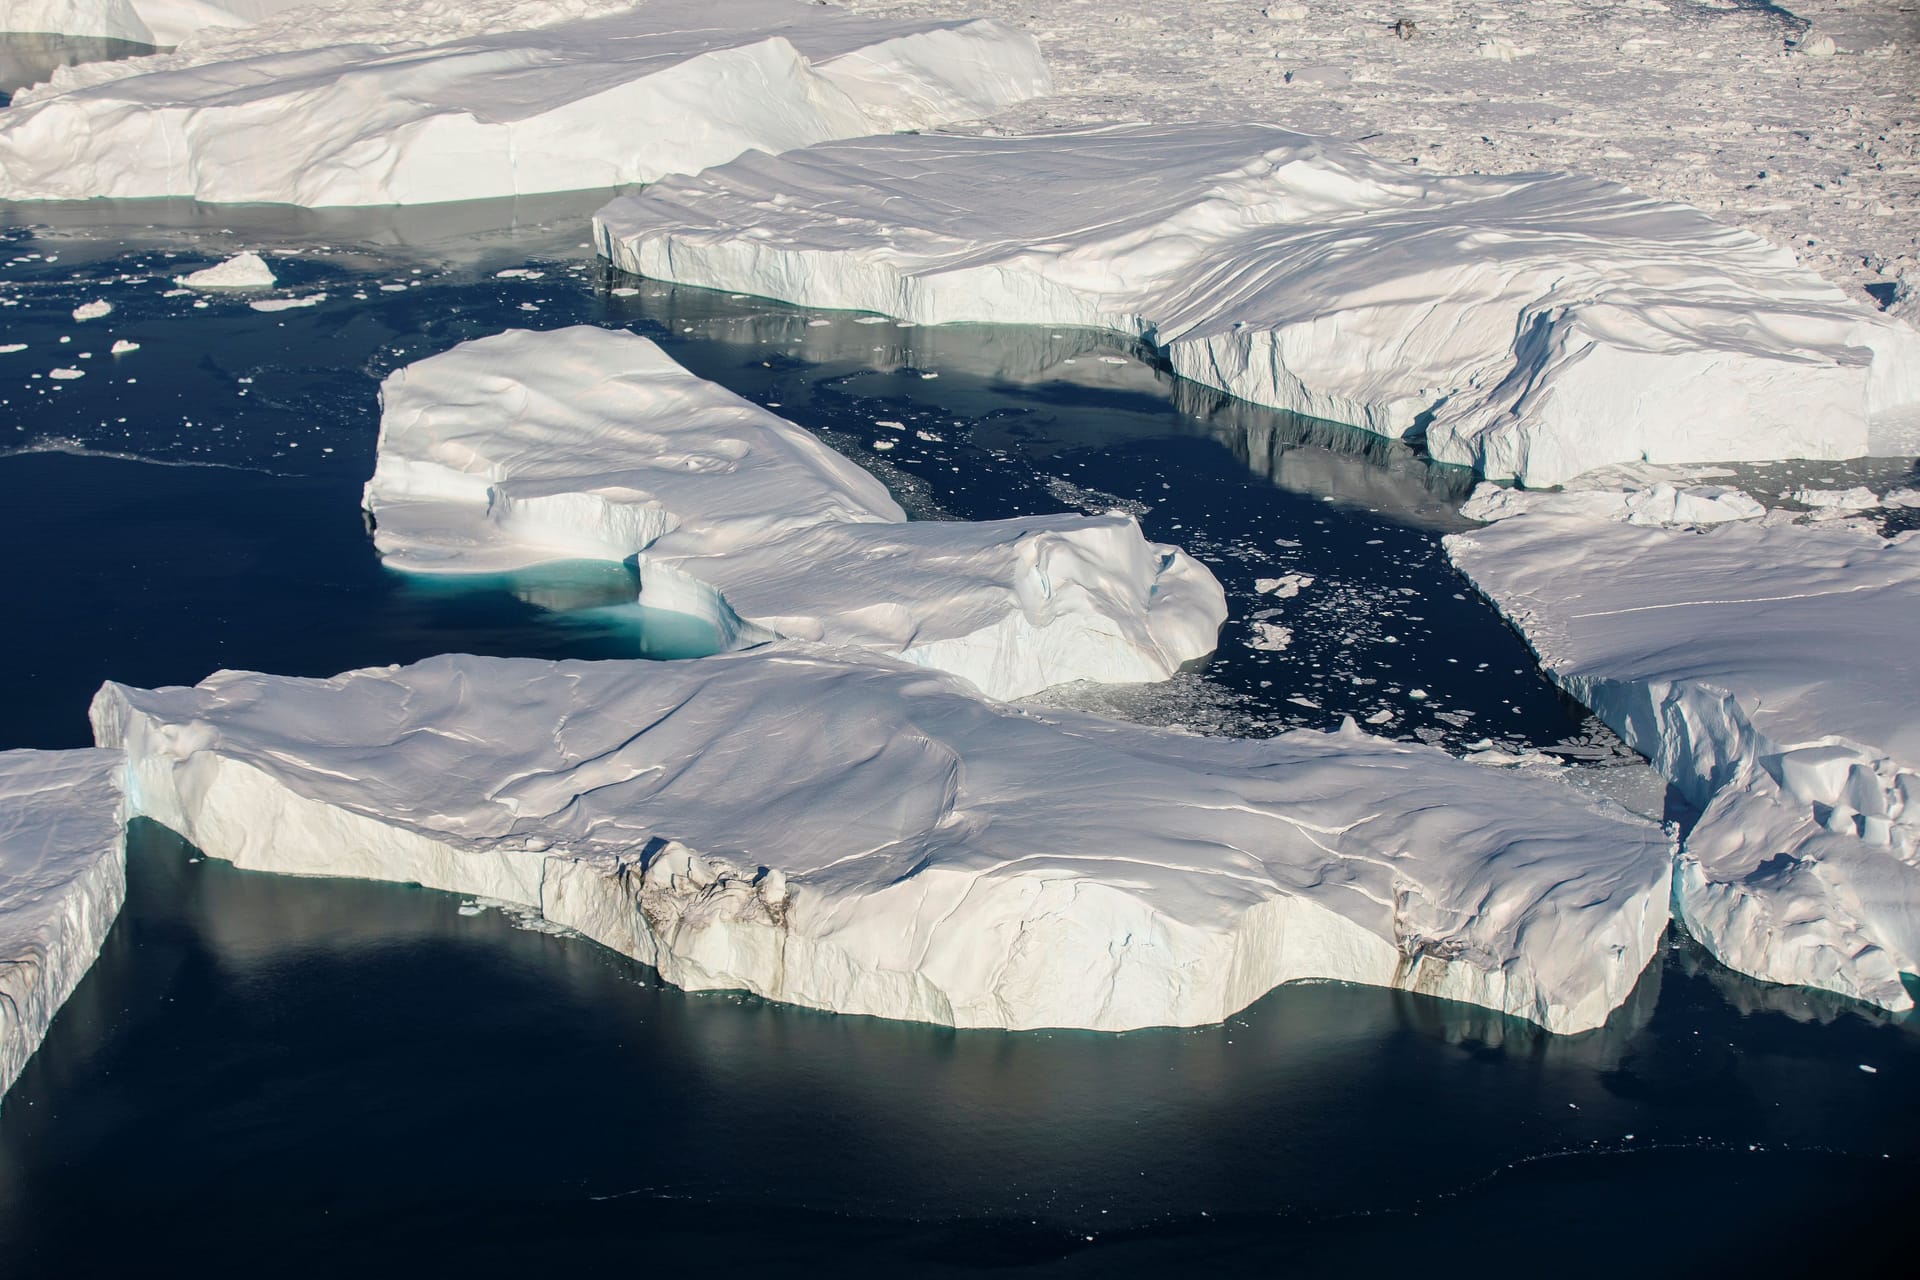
[91, 648, 1674, 1034]
[0, 0, 1048, 206]
[0, 748, 126, 1100]
[0, 1, 303, 46]
[1446, 483, 1920, 1011]
[593, 123, 1920, 487]
[363, 327, 1223, 700]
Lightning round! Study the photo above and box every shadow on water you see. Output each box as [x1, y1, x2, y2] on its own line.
[0, 823, 1912, 1273]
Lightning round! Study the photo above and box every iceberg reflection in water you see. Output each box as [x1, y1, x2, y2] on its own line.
[0, 822, 1911, 1271]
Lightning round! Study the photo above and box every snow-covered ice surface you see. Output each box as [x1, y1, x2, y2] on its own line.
[836, 0, 1919, 321]
[0, 0, 1048, 205]
[92, 647, 1674, 1034]
[364, 326, 1224, 700]
[0, 747, 125, 1100]
[1446, 481, 1920, 1012]
[0, 1, 304, 46]
[595, 123, 1920, 486]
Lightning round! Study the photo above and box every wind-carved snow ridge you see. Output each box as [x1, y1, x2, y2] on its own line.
[0, 0, 306, 46]
[0, 748, 126, 1102]
[0, 0, 1049, 206]
[362, 327, 1224, 702]
[91, 649, 1674, 1034]
[1446, 481, 1920, 1013]
[593, 123, 1920, 487]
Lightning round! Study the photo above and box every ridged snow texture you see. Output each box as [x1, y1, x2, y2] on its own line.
[0, 0, 1049, 205]
[594, 123, 1920, 487]
[0, 0, 304, 45]
[1446, 486, 1920, 1012]
[363, 327, 1224, 701]
[91, 648, 1674, 1034]
[0, 748, 126, 1101]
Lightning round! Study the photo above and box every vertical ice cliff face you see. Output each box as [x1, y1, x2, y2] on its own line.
[0, 0, 1050, 205]
[363, 327, 1226, 700]
[0, 748, 126, 1100]
[92, 648, 1675, 1035]
[593, 123, 1920, 486]
[1446, 484, 1920, 1011]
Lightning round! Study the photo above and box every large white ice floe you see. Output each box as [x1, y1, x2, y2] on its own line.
[0, 0, 1048, 205]
[363, 327, 1224, 700]
[0, 748, 126, 1100]
[91, 647, 1675, 1034]
[1446, 482, 1920, 1012]
[0, 0, 305, 46]
[593, 123, 1920, 487]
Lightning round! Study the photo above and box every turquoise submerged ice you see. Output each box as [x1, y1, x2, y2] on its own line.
[93, 647, 1673, 1035]
[363, 326, 1225, 701]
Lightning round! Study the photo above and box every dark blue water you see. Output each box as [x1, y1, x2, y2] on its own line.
[0, 206, 1914, 1273]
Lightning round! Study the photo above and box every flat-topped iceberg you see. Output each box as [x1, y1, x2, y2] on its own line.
[1, 0, 302, 46]
[1446, 484, 1920, 1011]
[0, 748, 126, 1100]
[594, 123, 1920, 487]
[0, 0, 1048, 205]
[92, 648, 1674, 1034]
[364, 327, 1223, 700]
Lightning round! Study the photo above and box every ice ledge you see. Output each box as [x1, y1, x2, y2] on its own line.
[0, 748, 127, 1101]
[594, 123, 1920, 487]
[92, 648, 1675, 1035]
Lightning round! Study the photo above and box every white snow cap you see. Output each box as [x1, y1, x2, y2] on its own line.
[0, 0, 1049, 207]
[364, 327, 1224, 700]
[0, 749, 126, 1101]
[92, 648, 1673, 1034]
[173, 251, 276, 289]
[1447, 483, 1920, 1012]
[594, 123, 1920, 487]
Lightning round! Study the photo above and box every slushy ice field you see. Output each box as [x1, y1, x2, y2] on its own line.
[0, 195, 1915, 1272]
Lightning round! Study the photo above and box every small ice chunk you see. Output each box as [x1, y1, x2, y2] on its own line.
[250, 294, 326, 312]
[71, 300, 112, 321]
[175, 252, 277, 290]
[1251, 622, 1293, 651]
[110, 340, 140, 355]
[1255, 573, 1314, 598]
[48, 368, 84, 380]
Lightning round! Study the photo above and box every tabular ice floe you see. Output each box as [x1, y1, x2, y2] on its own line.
[0, 0, 1048, 206]
[593, 123, 1920, 487]
[91, 648, 1675, 1034]
[364, 327, 1223, 700]
[1446, 483, 1920, 1012]
[0, 0, 304, 45]
[0, 749, 126, 1101]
